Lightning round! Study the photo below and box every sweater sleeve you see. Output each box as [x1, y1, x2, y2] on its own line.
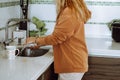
[36, 15, 75, 45]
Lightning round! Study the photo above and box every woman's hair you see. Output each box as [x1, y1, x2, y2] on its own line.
[56, 0, 91, 23]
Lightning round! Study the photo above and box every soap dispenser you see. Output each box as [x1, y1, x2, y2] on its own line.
[13, 27, 26, 45]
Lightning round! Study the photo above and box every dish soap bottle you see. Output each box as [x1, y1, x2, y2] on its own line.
[13, 27, 26, 45]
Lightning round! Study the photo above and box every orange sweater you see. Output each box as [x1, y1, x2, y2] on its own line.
[36, 8, 88, 73]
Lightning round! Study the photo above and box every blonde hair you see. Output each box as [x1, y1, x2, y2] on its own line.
[56, 0, 91, 23]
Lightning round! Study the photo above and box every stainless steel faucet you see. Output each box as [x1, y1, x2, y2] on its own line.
[4, 18, 30, 46]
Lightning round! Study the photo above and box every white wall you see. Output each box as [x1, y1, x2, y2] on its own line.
[0, 0, 120, 42]
[29, 4, 56, 35]
[0, 0, 20, 41]
[0, 0, 19, 3]
[86, 0, 120, 2]
[29, 0, 120, 38]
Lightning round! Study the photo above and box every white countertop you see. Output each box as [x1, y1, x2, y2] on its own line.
[0, 37, 120, 80]
[86, 37, 120, 58]
[0, 47, 54, 80]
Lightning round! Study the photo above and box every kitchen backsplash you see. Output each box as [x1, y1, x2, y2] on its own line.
[29, 0, 120, 38]
[0, 0, 20, 41]
[0, 0, 120, 41]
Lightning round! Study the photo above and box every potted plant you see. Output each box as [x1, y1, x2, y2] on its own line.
[30, 16, 48, 37]
[107, 19, 120, 42]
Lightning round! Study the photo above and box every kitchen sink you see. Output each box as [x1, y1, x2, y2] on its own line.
[17, 48, 49, 57]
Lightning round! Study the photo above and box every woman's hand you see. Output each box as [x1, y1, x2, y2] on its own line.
[25, 37, 40, 49]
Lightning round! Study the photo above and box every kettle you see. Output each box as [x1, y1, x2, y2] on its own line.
[111, 20, 120, 42]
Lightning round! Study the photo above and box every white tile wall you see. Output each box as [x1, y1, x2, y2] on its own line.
[85, 0, 120, 2]
[0, 6, 20, 27]
[85, 24, 111, 38]
[0, 0, 120, 42]
[29, 3, 120, 38]
[0, 6, 20, 41]
[44, 22, 55, 35]
[29, 4, 56, 35]
[0, 0, 19, 3]
[29, 4, 56, 21]
[88, 6, 120, 23]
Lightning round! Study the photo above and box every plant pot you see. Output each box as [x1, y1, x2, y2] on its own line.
[111, 22, 120, 42]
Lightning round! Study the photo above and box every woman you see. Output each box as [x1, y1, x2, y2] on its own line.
[26, 0, 91, 80]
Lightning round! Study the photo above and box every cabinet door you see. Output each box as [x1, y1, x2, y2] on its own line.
[37, 63, 58, 80]
[82, 56, 120, 80]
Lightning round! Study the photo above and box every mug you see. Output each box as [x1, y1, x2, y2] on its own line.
[6, 46, 19, 60]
